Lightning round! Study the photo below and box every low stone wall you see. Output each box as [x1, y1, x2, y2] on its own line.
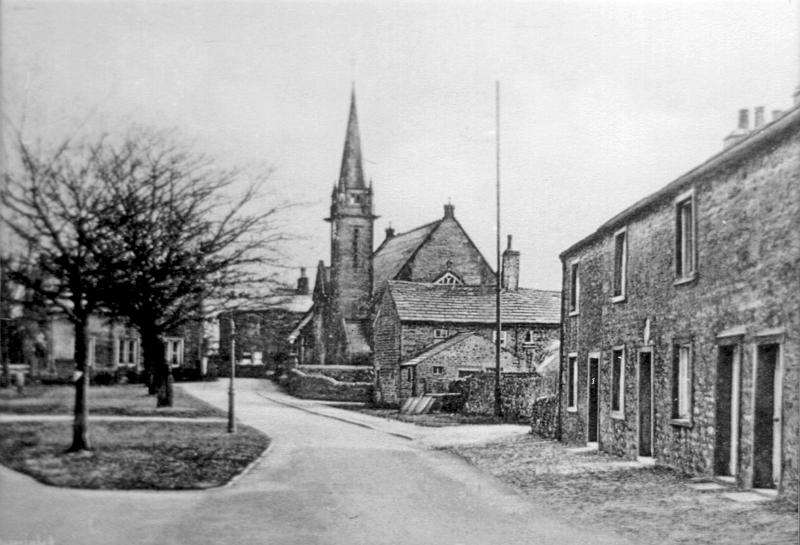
[530, 394, 558, 438]
[286, 368, 372, 402]
[296, 365, 374, 383]
[451, 372, 557, 422]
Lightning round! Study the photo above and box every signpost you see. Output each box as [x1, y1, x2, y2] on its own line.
[228, 317, 236, 433]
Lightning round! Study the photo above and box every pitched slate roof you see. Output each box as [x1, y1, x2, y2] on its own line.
[372, 220, 441, 291]
[387, 281, 561, 324]
[400, 331, 477, 367]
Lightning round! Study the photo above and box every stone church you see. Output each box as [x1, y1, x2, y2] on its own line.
[291, 90, 560, 401]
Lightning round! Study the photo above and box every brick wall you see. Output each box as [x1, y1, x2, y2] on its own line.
[560, 113, 799, 498]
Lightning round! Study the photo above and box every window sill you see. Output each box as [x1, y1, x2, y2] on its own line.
[611, 411, 625, 421]
[611, 294, 626, 304]
[670, 418, 693, 428]
[569, 310, 579, 317]
[567, 406, 578, 413]
[674, 272, 697, 287]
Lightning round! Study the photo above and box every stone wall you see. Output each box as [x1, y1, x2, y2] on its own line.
[399, 213, 496, 286]
[297, 365, 374, 383]
[453, 372, 557, 422]
[559, 110, 799, 498]
[285, 368, 372, 402]
[530, 395, 559, 439]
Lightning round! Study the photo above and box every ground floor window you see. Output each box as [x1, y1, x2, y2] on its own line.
[672, 343, 692, 421]
[165, 337, 184, 367]
[117, 338, 139, 366]
[567, 353, 578, 410]
[611, 347, 625, 417]
[432, 366, 444, 375]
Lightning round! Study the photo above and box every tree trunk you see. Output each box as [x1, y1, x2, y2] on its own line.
[68, 319, 91, 452]
[141, 332, 172, 408]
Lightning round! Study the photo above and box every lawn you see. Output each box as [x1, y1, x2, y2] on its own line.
[0, 383, 225, 418]
[0, 420, 269, 489]
[447, 433, 799, 545]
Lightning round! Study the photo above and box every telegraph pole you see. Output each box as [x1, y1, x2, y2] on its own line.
[228, 317, 236, 433]
[494, 80, 503, 418]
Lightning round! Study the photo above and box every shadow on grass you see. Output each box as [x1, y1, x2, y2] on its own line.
[0, 420, 269, 490]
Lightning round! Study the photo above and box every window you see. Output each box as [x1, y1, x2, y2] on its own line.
[672, 344, 692, 421]
[165, 338, 184, 367]
[492, 330, 507, 347]
[433, 328, 449, 339]
[404, 367, 413, 381]
[523, 330, 535, 344]
[612, 228, 627, 301]
[611, 347, 625, 417]
[434, 272, 462, 285]
[675, 190, 696, 280]
[87, 336, 97, 368]
[569, 260, 580, 314]
[567, 354, 578, 410]
[432, 366, 444, 375]
[117, 338, 139, 366]
[352, 227, 360, 269]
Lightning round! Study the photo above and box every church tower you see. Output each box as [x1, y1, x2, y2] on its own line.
[326, 87, 376, 322]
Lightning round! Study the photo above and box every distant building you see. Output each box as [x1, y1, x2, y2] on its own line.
[558, 103, 799, 498]
[373, 273, 560, 405]
[219, 269, 312, 373]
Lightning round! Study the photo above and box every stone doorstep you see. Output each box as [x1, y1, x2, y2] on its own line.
[686, 482, 730, 492]
[721, 491, 773, 503]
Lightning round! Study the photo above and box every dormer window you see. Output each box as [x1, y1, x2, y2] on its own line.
[434, 272, 462, 285]
[434, 328, 449, 339]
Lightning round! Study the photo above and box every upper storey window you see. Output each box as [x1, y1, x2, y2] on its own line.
[612, 227, 627, 302]
[568, 260, 580, 315]
[434, 272, 462, 285]
[675, 189, 696, 282]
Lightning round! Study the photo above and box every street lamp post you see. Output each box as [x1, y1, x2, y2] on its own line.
[228, 317, 236, 433]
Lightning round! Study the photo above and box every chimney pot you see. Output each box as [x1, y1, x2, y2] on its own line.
[506, 234, 513, 250]
[738, 109, 750, 131]
[385, 226, 395, 239]
[296, 268, 309, 295]
[443, 203, 455, 218]
[754, 106, 764, 129]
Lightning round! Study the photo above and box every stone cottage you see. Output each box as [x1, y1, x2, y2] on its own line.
[558, 101, 799, 499]
[373, 239, 561, 405]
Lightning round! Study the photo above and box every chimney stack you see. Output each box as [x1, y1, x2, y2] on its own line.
[754, 106, 765, 129]
[443, 203, 455, 219]
[384, 226, 395, 240]
[501, 235, 520, 291]
[723, 108, 751, 149]
[296, 267, 309, 295]
[772, 109, 784, 121]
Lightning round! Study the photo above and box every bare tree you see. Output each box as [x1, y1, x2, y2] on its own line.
[94, 129, 289, 407]
[2, 136, 113, 451]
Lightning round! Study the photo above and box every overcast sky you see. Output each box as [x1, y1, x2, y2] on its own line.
[2, 0, 798, 290]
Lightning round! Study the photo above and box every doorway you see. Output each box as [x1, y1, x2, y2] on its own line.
[638, 351, 653, 457]
[753, 343, 781, 489]
[587, 354, 599, 443]
[714, 344, 740, 476]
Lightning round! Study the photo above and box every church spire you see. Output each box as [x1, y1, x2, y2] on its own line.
[338, 86, 365, 189]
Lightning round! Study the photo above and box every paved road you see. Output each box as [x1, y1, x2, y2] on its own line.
[0, 379, 630, 545]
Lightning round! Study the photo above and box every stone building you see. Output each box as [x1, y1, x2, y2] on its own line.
[305, 89, 498, 366]
[558, 102, 799, 499]
[373, 278, 560, 405]
[218, 269, 312, 373]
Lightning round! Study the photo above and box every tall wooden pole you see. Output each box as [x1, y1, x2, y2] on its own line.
[494, 81, 502, 418]
[228, 317, 236, 433]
